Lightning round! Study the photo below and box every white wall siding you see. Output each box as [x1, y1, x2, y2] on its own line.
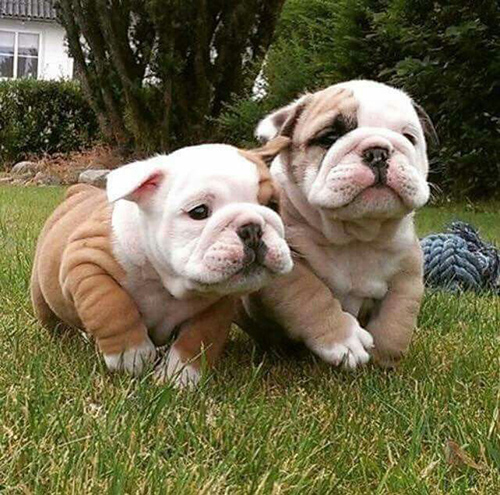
[0, 18, 73, 80]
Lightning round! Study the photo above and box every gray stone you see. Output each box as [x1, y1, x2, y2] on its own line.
[78, 169, 110, 187]
[11, 161, 39, 176]
[64, 168, 86, 185]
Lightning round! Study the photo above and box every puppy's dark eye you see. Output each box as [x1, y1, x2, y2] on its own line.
[314, 130, 342, 148]
[188, 204, 210, 220]
[312, 116, 349, 148]
[403, 133, 417, 145]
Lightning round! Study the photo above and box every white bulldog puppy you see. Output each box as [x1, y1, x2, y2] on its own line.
[239, 80, 435, 368]
[31, 139, 293, 387]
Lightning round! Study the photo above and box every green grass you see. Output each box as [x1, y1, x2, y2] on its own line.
[0, 186, 499, 494]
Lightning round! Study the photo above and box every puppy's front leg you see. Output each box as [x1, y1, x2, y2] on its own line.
[250, 262, 374, 369]
[367, 249, 424, 368]
[155, 297, 236, 388]
[65, 263, 156, 376]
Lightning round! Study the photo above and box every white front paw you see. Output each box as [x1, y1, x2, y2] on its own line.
[154, 347, 200, 389]
[310, 323, 374, 370]
[104, 339, 156, 376]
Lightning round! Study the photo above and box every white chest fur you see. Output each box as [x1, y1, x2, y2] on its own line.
[111, 201, 215, 346]
[121, 269, 214, 345]
[287, 214, 414, 317]
[307, 242, 403, 316]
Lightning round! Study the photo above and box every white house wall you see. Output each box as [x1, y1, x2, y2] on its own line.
[0, 18, 73, 80]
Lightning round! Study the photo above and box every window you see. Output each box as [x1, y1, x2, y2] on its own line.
[0, 31, 14, 78]
[0, 31, 39, 79]
[17, 33, 39, 78]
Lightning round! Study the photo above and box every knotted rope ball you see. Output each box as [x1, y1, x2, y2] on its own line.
[421, 222, 500, 293]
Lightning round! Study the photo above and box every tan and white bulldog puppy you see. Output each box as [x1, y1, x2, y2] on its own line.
[240, 80, 434, 368]
[31, 139, 293, 387]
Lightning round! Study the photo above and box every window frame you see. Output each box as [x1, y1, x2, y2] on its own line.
[0, 28, 41, 80]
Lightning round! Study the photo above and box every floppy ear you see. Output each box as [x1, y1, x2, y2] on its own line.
[256, 95, 310, 142]
[107, 159, 166, 205]
[239, 137, 291, 208]
[413, 102, 439, 147]
[249, 136, 291, 166]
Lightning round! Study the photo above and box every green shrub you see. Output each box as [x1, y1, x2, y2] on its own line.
[0, 79, 100, 167]
[217, 0, 500, 199]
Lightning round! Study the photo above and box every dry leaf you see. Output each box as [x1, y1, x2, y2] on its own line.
[445, 440, 483, 470]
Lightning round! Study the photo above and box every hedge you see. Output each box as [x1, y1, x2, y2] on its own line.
[0, 79, 100, 167]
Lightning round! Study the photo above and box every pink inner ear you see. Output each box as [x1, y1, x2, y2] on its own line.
[132, 171, 163, 201]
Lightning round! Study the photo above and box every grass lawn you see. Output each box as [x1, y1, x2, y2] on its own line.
[0, 186, 498, 493]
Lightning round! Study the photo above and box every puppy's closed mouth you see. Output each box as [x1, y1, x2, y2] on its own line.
[192, 246, 271, 292]
[229, 243, 272, 281]
[322, 184, 401, 212]
[241, 242, 268, 269]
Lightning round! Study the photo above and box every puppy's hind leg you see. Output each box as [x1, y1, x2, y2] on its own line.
[30, 267, 61, 332]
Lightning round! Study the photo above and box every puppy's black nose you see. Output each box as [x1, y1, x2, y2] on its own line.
[237, 223, 263, 249]
[363, 146, 389, 168]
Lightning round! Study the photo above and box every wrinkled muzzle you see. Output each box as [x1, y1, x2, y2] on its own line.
[308, 128, 430, 219]
[184, 204, 293, 293]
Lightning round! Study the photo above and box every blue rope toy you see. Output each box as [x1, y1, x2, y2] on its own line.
[421, 221, 500, 293]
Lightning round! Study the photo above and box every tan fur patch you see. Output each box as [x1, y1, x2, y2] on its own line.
[172, 296, 236, 370]
[293, 88, 356, 143]
[252, 260, 354, 345]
